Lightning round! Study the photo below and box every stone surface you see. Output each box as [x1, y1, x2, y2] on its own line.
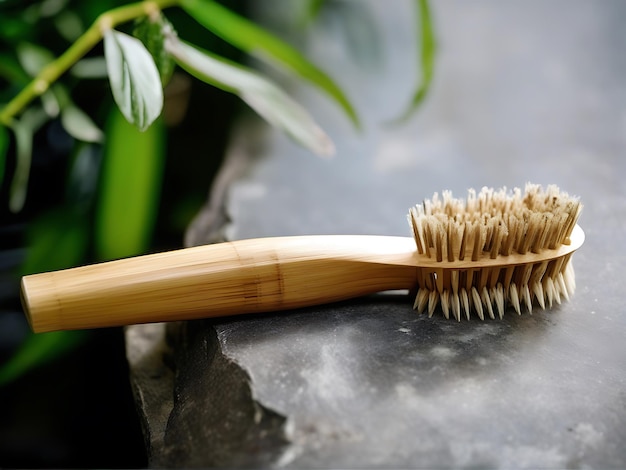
[126, 1, 626, 467]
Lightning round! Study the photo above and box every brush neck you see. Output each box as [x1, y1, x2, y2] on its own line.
[413, 224, 584, 270]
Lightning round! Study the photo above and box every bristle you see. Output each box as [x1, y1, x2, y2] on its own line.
[428, 291, 439, 317]
[494, 285, 505, 319]
[482, 287, 495, 319]
[471, 287, 484, 320]
[510, 283, 521, 315]
[414, 289, 429, 313]
[408, 184, 582, 320]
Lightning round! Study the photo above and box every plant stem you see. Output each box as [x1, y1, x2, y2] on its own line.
[0, 0, 180, 126]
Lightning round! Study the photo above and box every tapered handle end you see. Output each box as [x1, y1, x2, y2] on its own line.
[21, 274, 58, 333]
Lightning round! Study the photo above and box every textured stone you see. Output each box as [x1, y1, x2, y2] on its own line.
[126, 1, 626, 467]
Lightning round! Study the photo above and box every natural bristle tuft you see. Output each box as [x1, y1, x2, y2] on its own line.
[408, 184, 583, 320]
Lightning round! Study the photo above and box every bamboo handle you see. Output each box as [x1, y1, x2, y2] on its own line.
[21, 235, 419, 333]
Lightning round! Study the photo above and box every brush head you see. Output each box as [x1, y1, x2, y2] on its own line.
[408, 183, 583, 320]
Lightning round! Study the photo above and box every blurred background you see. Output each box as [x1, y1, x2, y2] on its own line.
[0, 0, 248, 466]
[2, 0, 625, 467]
[2, 0, 412, 466]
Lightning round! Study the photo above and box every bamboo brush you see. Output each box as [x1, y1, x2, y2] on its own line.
[21, 183, 584, 333]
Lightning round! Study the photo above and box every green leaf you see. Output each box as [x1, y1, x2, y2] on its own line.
[0, 331, 87, 387]
[394, 0, 437, 122]
[8, 107, 49, 212]
[0, 125, 8, 187]
[61, 104, 104, 143]
[301, 0, 327, 25]
[0, 15, 32, 41]
[104, 29, 163, 131]
[37, 0, 70, 18]
[71, 57, 108, 79]
[95, 106, 165, 260]
[0, 53, 30, 85]
[16, 42, 55, 77]
[20, 206, 90, 276]
[66, 144, 101, 206]
[9, 117, 33, 212]
[133, 14, 176, 86]
[169, 39, 334, 157]
[180, 0, 359, 128]
[54, 10, 85, 42]
[16, 43, 61, 117]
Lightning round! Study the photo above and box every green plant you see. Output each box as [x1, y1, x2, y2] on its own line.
[1, 0, 361, 210]
[0, 0, 435, 386]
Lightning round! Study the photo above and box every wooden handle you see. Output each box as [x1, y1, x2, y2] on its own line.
[21, 235, 419, 333]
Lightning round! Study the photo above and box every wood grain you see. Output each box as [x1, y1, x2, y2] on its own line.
[21, 227, 584, 333]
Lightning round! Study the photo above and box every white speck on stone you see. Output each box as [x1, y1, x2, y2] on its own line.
[572, 422, 604, 449]
[431, 346, 457, 360]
